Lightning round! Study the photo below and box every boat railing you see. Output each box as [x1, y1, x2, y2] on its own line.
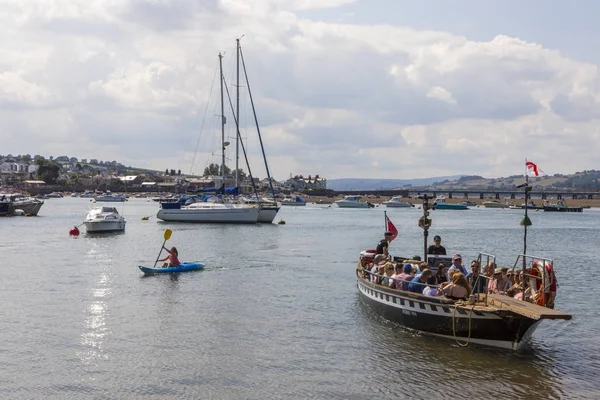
[360, 268, 438, 291]
[474, 253, 496, 306]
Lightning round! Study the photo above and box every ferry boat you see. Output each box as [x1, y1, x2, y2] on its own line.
[356, 195, 571, 349]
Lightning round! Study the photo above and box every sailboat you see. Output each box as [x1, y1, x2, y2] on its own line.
[156, 53, 260, 224]
[233, 39, 280, 223]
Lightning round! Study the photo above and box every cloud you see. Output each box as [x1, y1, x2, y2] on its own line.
[1, 0, 599, 180]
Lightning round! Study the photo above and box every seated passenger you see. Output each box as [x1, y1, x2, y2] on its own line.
[375, 263, 386, 285]
[435, 263, 448, 285]
[442, 272, 471, 300]
[394, 263, 415, 291]
[381, 262, 395, 286]
[408, 269, 432, 294]
[370, 257, 386, 282]
[488, 267, 511, 294]
[389, 264, 404, 289]
[466, 261, 487, 295]
[422, 275, 441, 296]
[482, 261, 497, 278]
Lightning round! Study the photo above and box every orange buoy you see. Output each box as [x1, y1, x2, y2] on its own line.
[69, 226, 80, 236]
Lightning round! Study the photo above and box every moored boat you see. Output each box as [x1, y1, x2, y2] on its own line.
[482, 200, 509, 209]
[2, 193, 44, 216]
[432, 198, 468, 210]
[280, 195, 307, 206]
[335, 195, 374, 208]
[383, 196, 414, 208]
[84, 206, 126, 233]
[543, 200, 583, 213]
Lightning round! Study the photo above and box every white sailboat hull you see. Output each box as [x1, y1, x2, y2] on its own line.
[157, 205, 259, 223]
[257, 206, 280, 223]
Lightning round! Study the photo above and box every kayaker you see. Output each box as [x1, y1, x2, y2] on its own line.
[159, 246, 181, 267]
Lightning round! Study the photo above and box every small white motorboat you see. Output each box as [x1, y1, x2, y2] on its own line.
[335, 195, 374, 208]
[84, 206, 126, 233]
[383, 196, 414, 208]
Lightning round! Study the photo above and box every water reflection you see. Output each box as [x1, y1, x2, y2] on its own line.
[78, 272, 111, 366]
[354, 294, 564, 398]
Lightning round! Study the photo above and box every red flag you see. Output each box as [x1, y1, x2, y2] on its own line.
[526, 161, 545, 177]
[385, 214, 398, 242]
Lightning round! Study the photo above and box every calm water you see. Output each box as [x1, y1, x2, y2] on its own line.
[1, 198, 599, 399]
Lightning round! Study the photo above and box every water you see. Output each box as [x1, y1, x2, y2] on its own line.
[1, 198, 599, 399]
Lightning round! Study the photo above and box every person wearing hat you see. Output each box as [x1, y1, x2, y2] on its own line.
[447, 254, 468, 280]
[393, 263, 415, 291]
[375, 231, 394, 257]
[488, 267, 511, 294]
[427, 235, 447, 255]
[370, 256, 387, 283]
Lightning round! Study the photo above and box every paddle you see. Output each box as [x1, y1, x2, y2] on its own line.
[153, 229, 173, 268]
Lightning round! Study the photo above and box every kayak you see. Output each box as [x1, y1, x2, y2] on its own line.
[138, 262, 205, 275]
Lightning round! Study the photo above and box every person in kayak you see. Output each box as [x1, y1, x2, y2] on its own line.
[159, 246, 181, 267]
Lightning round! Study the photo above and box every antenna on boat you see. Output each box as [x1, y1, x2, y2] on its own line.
[219, 52, 226, 195]
[418, 194, 433, 261]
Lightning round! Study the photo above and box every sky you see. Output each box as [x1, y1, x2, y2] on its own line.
[2, 0, 599, 180]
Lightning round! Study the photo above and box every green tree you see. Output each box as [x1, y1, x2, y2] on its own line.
[36, 158, 60, 184]
[203, 163, 231, 176]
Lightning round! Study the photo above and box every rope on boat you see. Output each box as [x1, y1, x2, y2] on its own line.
[452, 303, 476, 347]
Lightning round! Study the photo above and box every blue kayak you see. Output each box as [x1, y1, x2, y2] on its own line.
[138, 262, 205, 274]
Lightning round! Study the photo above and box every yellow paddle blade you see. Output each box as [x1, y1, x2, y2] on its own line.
[164, 229, 173, 241]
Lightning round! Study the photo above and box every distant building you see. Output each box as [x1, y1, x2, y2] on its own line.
[285, 174, 326, 190]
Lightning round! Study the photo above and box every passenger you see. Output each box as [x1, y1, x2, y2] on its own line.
[447, 254, 468, 280]
[442, 272, 471, 300]
[422, 275, 441, 296]
[482, 261, 497, 278]
[375, 263, 386, 285]
[381, 262, 395, 286]
[408, 269, 432, 294]
[435, 263, 448, 285]
[466, 260, 487, 295]
[369, 255, 386, 282]
[418, 262, 429, 273]
[375, 232, 394, 257]
[395, 263, 415, 291]
[488, 267, 511, 294]
[159, 246, 180, 267]
[427, 235, 447, 255]
[389, 264, 404, 289]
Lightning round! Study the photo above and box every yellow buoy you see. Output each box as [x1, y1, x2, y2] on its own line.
[277, 219, 286, 225]
[141, 216, 149, 220]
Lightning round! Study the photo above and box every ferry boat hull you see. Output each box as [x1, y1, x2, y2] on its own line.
[357, 277, 541, 350]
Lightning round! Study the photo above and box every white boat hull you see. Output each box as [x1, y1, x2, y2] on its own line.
[85, 220, 126, 233]
[157, 206, 259, 223]
[336, 201, 371, 208]
[384, 202, 413, 208]
[258, 206, 280, 223]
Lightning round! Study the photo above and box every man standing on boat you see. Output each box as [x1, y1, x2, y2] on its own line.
[375, 232, 394, 258]
[427, 235, 446, 255]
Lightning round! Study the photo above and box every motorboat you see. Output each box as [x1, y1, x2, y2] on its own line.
[482, 200, 509, 209]
[335, 195, 374, 208]
[0, 197, 9, 216]
[543, 200, 583, 213]
[280, 195, 307, 206]
[432, 198, 468, 210]
[2, 193, 44, 216]
[459, 200, 477, 207]
[84, 206, 126, 233]
[383, 196, 414, 208]
[93, 191, 126, 202]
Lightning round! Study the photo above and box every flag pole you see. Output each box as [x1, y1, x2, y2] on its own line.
[522, 158, 529, 297]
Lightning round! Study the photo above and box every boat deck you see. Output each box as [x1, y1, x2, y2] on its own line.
[486, 294, 572, 320]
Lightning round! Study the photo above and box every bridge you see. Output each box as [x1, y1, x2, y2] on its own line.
[336, 188, 599, 200]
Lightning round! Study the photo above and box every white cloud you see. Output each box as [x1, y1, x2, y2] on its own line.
[1, 0, 599, 180]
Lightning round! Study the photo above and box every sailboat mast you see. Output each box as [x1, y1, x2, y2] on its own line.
[219, 52, 226, 186]
[239, 44, 276, 199]
[235, 39, 240, 188]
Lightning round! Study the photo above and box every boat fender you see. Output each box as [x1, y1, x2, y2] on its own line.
[12, 209, 25, 216]
[69, 226, 80, 236]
